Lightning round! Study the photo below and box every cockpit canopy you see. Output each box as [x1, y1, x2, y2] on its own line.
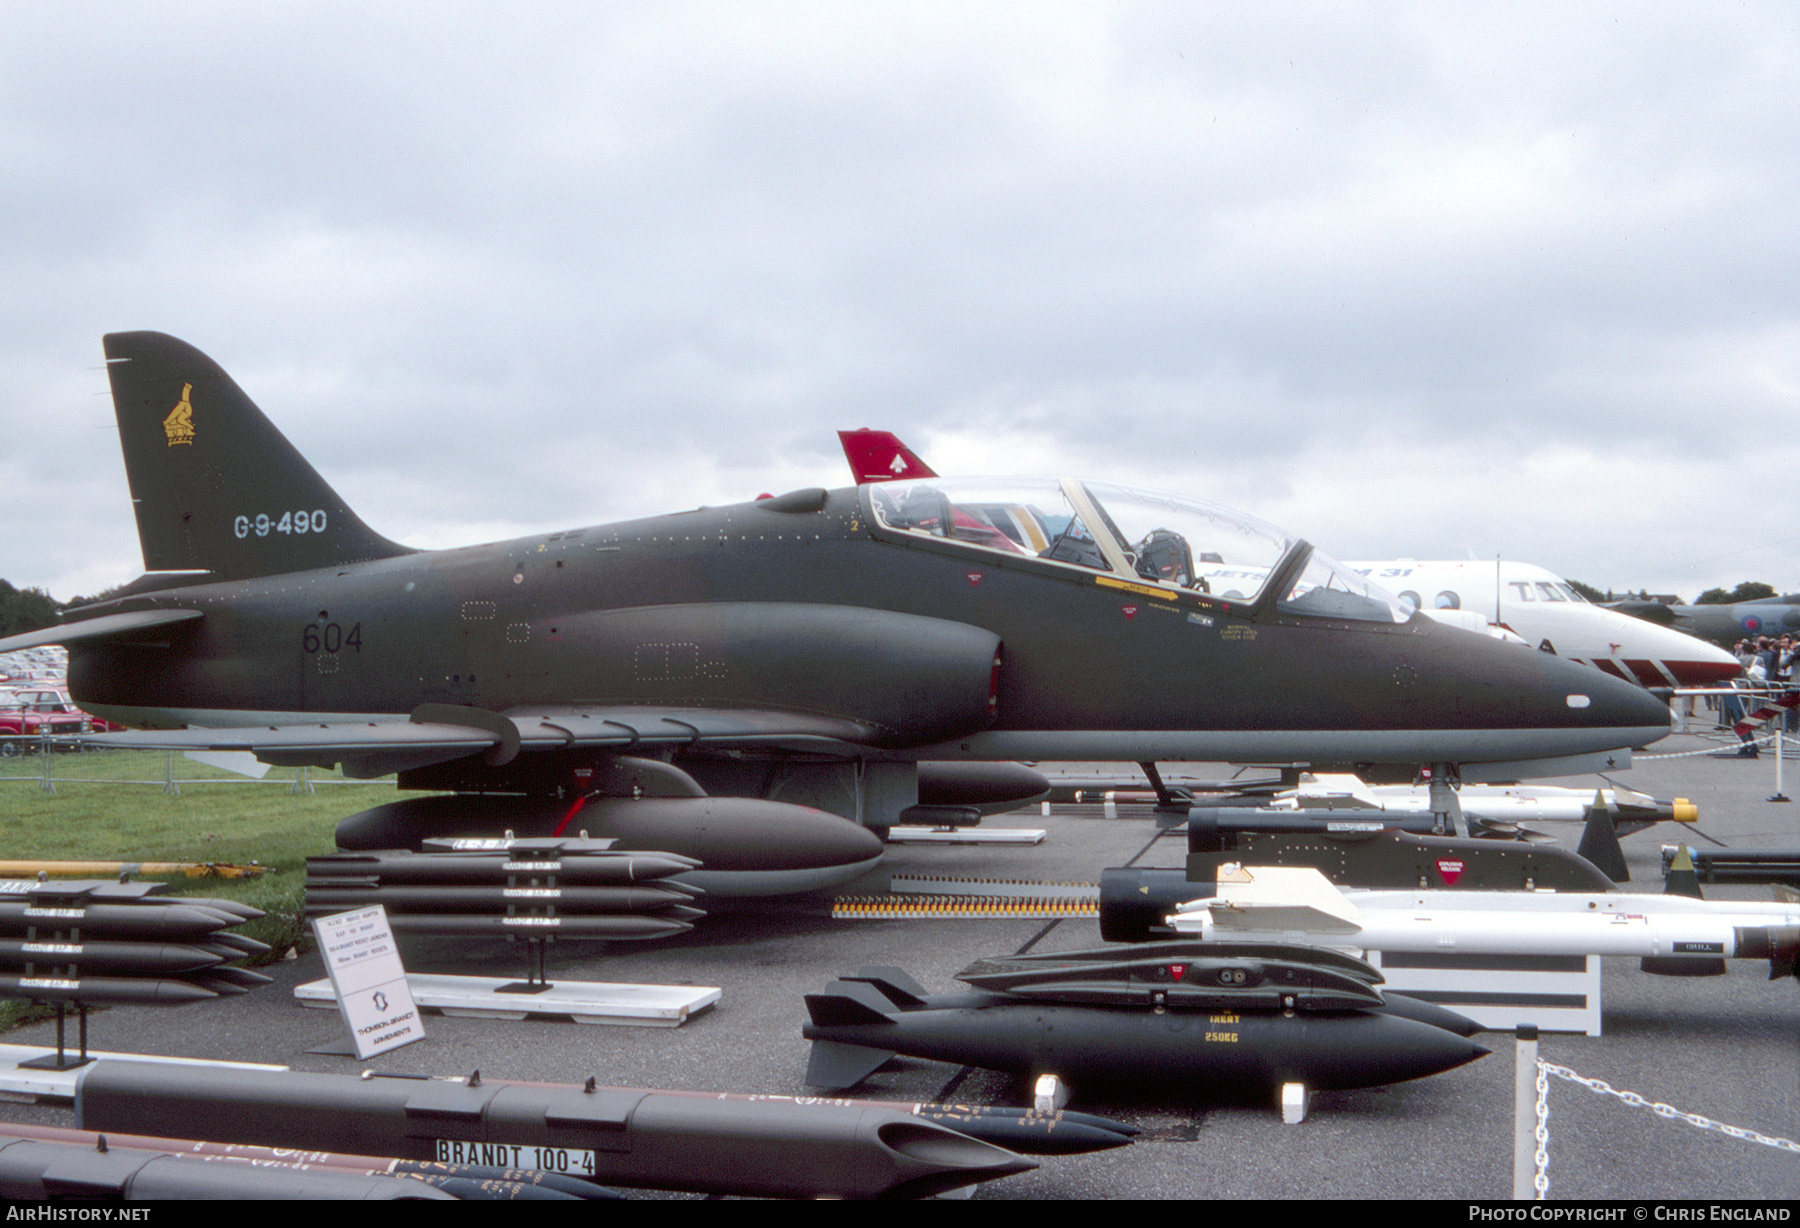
[864, 477, 1409, 624]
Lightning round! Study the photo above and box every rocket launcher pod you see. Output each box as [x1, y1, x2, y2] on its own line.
[0, 939, 237, 976]
[73, 1060, 1038, 1199]
[1661, 844, 1800, 889]
[0, 879, 268, 921]
[473, 1070, 1136, 1156]
[0, 1120, 620, 1200]
[302, 881, 702, 913]
[0, 1136, 460, 1200]
[0, 878, 270, 1025]
[0, 901, 250, 943]
[364, 912, 700, 940]
[0, 974, 218, 1006]
[307, 848, 702, 885]
[305, 838, 709, 942]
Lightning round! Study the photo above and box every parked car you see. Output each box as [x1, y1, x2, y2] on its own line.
[0, 688, 93, 753]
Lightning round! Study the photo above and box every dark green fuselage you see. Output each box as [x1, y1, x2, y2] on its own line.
[73, 486, 1669, 773]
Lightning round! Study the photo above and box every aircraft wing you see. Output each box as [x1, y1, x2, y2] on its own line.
[88, 720, 496, 778]
[81, 703, 883, 778]
[1604, 600, 1675, 626]
[0, 608, 203, 652]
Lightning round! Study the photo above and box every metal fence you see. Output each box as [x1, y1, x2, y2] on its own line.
[0, 743, 391, 796]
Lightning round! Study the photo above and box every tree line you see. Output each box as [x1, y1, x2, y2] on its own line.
[0, 578, 144, 638]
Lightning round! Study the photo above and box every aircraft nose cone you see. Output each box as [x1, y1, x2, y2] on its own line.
[1559, 661, 1673, 741]
[1631, 622, 1743, 687]
[1396, 618, 1672, 766]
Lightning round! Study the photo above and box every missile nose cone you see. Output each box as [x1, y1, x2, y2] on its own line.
[1375, 1018, 1490, 1084]
[1376, 992, 1486, 1038]
[875, 1119, 1038, 1198]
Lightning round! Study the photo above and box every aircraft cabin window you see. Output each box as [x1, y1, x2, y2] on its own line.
[1275, 551, 1411, 623]
[1508, 582, 1535, 602]
[887, 486, 954, 537]
[1537, 583, 1566, 601]
[1039, 514, 1109, 571]
[865, 477, 1410, 622]
[869, 478, 1262, 597]
[869, 479, 1108, 573]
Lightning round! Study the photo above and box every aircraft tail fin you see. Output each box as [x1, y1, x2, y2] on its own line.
[849, 965, 931, 1009]
[804, 980, 900, 1027]
[838, 429, 938, 483]
[103, 332, 414, 580]
[804, 1039, 896, 1090]
[803, 980, 900, 1089]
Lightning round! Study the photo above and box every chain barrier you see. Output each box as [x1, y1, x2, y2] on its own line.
[1533, 1058, 1550, 1198]
[1638, 729, 1789, 760]
[1534, 1059, 1800, 1201]
[1637, 742, 1762, 761]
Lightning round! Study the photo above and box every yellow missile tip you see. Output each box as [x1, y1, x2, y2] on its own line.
[1671, 800, 1698, 823]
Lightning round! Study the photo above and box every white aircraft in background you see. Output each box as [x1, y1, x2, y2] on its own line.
[1347, 559, 1740, 689]
[838, 432, 1741, 690]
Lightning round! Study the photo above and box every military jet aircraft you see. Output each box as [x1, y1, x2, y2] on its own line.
[0, 336, 1670, 895]
[1609, 592, 1800, 646]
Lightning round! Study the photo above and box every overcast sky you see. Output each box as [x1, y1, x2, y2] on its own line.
[2, 2, 1796, 603]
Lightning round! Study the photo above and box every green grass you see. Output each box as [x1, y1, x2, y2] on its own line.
[0, 750, 398, 971]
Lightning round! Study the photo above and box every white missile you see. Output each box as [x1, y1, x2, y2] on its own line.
[1268, 773, 1696, 827]
[1169, 865, 1800, 966]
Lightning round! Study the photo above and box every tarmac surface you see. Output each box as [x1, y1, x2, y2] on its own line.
[1, 722, 1797, 1200]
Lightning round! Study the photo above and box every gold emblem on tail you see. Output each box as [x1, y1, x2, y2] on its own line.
[162, 383, 195, 446]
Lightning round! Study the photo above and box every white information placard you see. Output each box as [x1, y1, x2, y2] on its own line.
[312, 905, 422, 1058]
